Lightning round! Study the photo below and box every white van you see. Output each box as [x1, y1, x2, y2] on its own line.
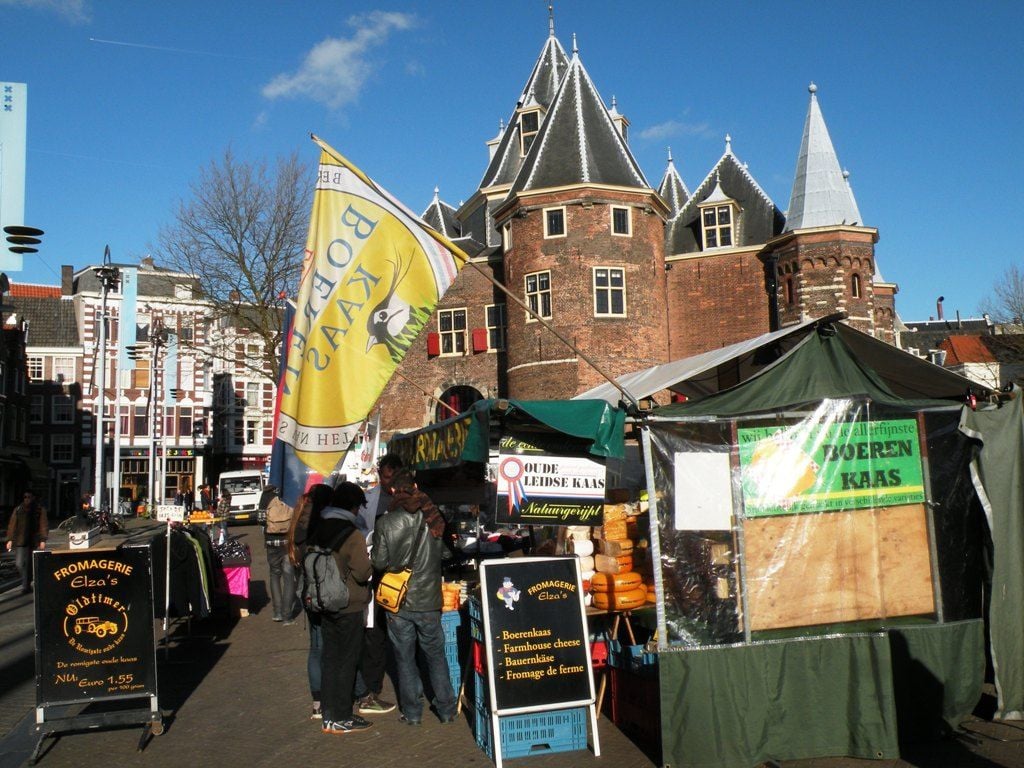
[217, 470, 265, 524]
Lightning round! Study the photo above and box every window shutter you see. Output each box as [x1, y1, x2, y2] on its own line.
[426, 332, 441, 357]
[472, 328, 488, 353]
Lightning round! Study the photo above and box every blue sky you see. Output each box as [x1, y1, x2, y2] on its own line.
[2, 0, 1021, 322]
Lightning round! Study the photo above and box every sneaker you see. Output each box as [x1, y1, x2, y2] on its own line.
[272, 615, 283, 622]
[398, 714, 421, 726]
[322, 715, 372, 734]
[310, 704, 322, 720]
[358, 693, 396, 715]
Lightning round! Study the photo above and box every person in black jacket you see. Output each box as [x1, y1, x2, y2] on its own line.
[371, 470, 456, 726]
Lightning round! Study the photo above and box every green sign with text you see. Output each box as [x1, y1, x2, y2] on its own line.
[738, 419, 925, 517]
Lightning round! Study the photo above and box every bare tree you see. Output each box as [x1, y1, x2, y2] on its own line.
[979, 264, 1024, 324]
[155, 148, 312, 381]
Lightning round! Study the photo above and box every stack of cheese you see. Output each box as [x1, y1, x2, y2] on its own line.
[566, 526, 596, 605]
[591, 502, 649, 610]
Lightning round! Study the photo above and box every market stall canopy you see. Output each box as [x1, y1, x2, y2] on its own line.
[389, 398, 626, 471]
[576, 314, 984, 410]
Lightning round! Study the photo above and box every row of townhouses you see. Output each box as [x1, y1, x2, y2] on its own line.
[1, 259, 274, 519]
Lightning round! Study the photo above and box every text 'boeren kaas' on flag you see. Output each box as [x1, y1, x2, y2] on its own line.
[276, 137, 467, 476]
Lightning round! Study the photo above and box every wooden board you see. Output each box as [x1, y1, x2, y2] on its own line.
[743, 504, 935, 631]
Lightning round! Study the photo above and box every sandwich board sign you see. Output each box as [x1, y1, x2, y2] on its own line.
[478, 556, 600, 767]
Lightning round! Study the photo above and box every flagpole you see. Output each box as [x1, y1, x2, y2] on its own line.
[392, 369, 461, 417]
[309, 134, 640, 410]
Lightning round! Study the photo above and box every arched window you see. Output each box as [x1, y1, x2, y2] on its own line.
[851, 274, 862, 298]
[785, 277, 795, 305]
[435, 385, 483, 423]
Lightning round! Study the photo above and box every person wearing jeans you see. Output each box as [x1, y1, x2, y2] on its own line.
[371, 470, 456, 725]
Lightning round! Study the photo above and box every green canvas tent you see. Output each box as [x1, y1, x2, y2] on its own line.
[617, 318, 1023, 767]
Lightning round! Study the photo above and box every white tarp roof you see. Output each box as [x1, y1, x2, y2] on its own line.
[576, 316, 830, 406]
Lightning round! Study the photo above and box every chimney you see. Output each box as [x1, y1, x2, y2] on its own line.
[141, 255, 155, 270]
[61, 265, 74, 296]
[936, 296, 945, 321]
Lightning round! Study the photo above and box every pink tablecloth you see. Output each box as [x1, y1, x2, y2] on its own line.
[222, 565, 251, 599]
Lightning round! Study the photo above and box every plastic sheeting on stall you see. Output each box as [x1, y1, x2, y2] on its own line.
[643, 397, 989, 767]
[645, 398, 984, 647]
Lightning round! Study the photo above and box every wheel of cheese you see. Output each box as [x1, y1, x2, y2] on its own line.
[590, 571, 643, 593]
[592, 587, 647, 611]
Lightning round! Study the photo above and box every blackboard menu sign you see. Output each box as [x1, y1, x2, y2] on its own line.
[34, 546, 157, 706]
[479, 557, 595, 714]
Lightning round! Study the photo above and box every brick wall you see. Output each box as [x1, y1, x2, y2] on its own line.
[666, 249, 772, 358]
[502, 189, 669, 399]
[773, 229, 878, 336]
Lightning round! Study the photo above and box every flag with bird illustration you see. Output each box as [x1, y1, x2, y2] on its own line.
[276, 136, 467, 476]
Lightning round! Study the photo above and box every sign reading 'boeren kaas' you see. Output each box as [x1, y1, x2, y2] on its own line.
[495, 433, 606, 527]
[479, 557, 594, 714]
[34, 547, 157, 707]
[738, 418, 925, 517]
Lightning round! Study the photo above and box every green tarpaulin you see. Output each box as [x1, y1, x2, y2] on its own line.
[655, 328, 958, 418]
[388, 397, 625, 471]
[659, 620, 984, 768]
[961, 392, 1024, 720]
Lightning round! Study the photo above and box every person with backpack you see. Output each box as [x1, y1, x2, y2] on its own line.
[289, 484, 334, 720]
[261, 485, 296, 623]
[299, 481, 373, 734]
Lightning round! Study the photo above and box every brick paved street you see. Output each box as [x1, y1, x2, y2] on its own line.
[1, 522, 1023, 768]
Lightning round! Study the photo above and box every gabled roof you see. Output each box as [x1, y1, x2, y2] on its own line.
[15, 295, 80, 347]
[940, 335, 997, 365]
[10, 283, 60, 299]
[657, 148, 690, 216]
[477, 31, 569, 190]
[666, 137, 785, 255]
[421, 187, 461, 239]
[508, 44, 649, 195]
[784, 83, 863, 231]
[941, 334, 1024, 366]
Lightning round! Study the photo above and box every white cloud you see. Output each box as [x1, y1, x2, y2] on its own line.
[638, 119, 714, 142]
[0, 0, 90, 23]
[262, 11, 416, 111]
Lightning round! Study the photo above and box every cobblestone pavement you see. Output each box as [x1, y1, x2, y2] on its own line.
[1, 521, 1022, 768]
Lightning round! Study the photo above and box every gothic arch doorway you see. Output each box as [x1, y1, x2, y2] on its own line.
[436, 385, 483, 423]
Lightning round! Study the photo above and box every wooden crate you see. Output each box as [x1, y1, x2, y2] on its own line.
[743, 503, 935, 631]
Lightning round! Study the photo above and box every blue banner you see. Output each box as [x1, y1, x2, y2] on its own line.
[118, 267, 138, 371]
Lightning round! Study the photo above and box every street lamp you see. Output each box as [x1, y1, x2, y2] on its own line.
[93, 246, 120, 512]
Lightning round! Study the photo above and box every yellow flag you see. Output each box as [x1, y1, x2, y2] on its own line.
[277, 137, 467, 474]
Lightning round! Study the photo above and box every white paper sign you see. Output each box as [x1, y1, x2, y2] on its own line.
[155, 504, 186, 523]
[673, 451, 733, 531]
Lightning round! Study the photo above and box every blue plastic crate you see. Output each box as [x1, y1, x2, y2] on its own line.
[474, 705, 588, 760]
[445, 638, 461, 695]
[467, 597, 483, 642]
[441, 609, 461, 644]
[626, 643, 658, 675]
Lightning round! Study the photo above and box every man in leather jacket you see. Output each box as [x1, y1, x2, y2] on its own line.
[371, 470, 456, 725]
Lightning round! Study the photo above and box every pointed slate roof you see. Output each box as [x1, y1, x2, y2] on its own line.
[784, 83, 863, 230]
[657, 148, 690, 216]
[666, 137, 785, 255]
[477, 31, 569, 190]
[508, 45, 649, 195]
[421, 187, 461, 239]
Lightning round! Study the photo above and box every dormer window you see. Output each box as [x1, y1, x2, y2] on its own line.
[700, 203, 735, 249]
[519, 108, 541, 155]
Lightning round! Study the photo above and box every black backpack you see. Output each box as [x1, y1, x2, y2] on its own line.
[296, 526, 356, 614]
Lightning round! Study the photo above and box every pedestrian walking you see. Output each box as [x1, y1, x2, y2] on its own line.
[5, 491, 48, 593]
[260, 484, 296, 623]
[371, 470, 456, 725]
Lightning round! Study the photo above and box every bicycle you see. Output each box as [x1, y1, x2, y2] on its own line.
[57, 506, 123, 535]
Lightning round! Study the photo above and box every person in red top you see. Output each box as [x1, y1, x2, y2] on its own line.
[5, 491, 48, 594]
